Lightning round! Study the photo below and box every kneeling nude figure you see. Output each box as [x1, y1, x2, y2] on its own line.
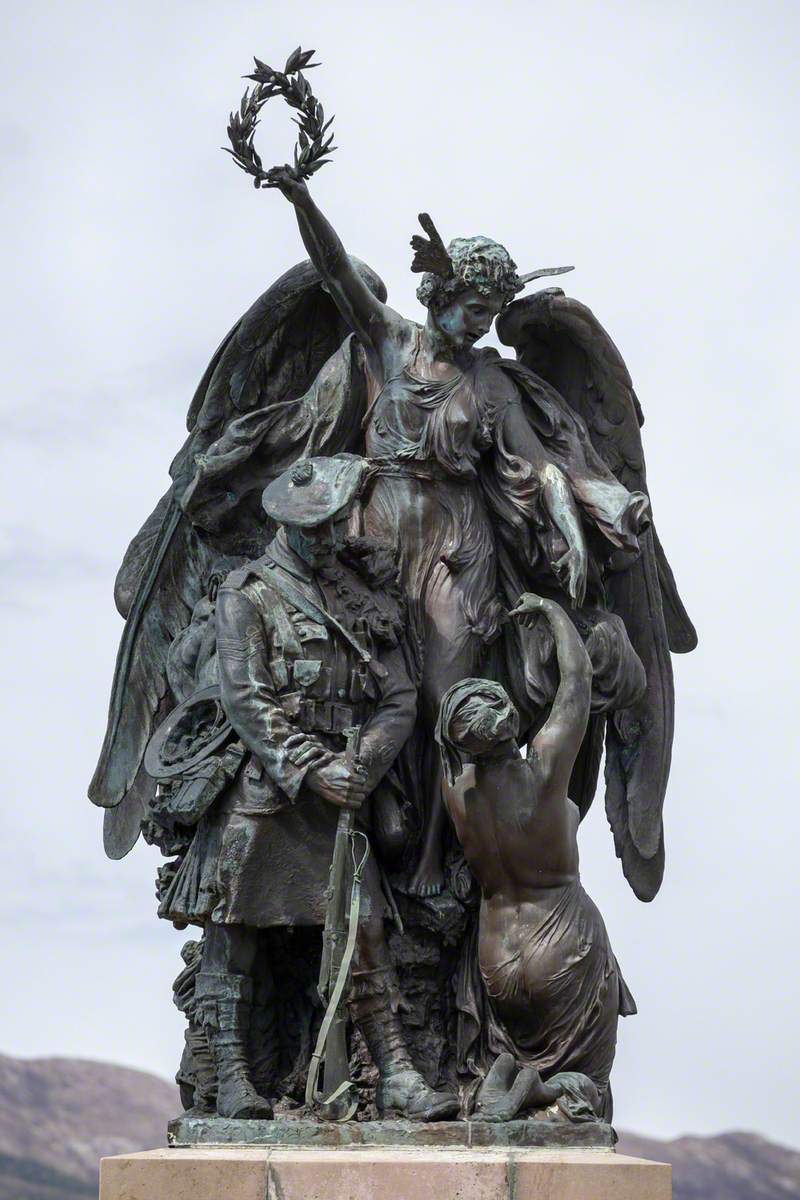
[436, 594, 636, 1123]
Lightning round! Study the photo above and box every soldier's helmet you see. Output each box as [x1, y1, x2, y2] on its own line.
[262, 454, 368, 529]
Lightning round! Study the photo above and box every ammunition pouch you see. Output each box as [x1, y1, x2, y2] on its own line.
[151, 741, 246, 829]
[279, 694, 370, 736]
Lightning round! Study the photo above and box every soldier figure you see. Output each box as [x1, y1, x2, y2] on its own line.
[186, 455, 457, 1122]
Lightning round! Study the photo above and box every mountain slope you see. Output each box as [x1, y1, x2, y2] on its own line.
[0, 1054, 177, 1200]
[618, 1129, 800, 1200]
[0, 1150, 99, 1200]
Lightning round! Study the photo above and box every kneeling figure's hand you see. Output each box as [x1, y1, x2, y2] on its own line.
[508, 592, 553, 627]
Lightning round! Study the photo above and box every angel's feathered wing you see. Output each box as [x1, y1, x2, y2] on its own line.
[497, 288, 697, 900]
[90, 258, 385, 858]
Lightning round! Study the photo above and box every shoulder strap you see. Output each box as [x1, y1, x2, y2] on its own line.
[221, 564, 252, 590]
[222, 567, 303, 665]
[256, 558, 387, 682]
[243, 574, 303, 661]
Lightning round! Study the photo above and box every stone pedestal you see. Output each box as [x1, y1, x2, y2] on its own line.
[100, 1145, 671, 1199]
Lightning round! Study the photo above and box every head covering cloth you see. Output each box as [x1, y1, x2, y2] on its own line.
[435, 677, 517, 786]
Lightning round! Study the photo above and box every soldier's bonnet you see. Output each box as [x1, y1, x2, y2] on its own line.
[262, 454, 367, 528]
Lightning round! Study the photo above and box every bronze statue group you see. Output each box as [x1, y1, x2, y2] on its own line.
[90, 144, 695, 1127]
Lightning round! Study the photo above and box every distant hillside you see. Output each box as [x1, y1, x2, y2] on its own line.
[0, 1054, 798, 1200]
[0, 1054, 177, 1200]
[618, 1129, 800, 1200]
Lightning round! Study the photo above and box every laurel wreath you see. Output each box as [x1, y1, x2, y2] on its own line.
[225, 47, 337, 188]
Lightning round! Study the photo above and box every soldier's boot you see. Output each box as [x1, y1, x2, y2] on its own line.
[350, 967, 459, 1122]
[195, 971, 273, 1120]
[177, 1022, 218, 1115]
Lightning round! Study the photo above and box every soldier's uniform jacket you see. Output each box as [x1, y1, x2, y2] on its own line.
[198, 527, 416, 928]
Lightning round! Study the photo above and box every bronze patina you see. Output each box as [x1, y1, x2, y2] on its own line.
[89, 45, 696, 1135]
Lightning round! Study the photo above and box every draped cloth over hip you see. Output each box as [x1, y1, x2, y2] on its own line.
[458, 880, 636, 1121]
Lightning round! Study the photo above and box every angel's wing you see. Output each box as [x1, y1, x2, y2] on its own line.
[497, 288, 696, 900]
[90, 257, 385, 858]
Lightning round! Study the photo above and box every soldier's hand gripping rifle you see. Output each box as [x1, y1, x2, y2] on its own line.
[305, 727, 370, 1121]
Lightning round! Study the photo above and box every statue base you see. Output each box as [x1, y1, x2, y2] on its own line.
[168, 1114, 617, 1149]
[101, 1144, 671, 1199]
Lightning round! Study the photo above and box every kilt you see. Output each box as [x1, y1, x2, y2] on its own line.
[159, 765, 387, 928]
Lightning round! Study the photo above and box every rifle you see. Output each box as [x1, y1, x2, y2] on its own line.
[305, 726, 370, 1121]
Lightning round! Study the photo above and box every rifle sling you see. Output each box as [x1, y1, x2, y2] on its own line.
[305, 830, 370, 1119]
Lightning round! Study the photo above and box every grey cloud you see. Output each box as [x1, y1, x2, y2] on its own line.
[2, 358, 198, 449]
[0, 526, 114, 589]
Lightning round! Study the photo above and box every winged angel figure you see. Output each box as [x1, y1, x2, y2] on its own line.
[89, 76, 695, 907]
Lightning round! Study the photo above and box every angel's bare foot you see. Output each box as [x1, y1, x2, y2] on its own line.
[408, 850, 444, 897]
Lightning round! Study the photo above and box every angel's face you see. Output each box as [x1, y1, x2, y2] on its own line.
[434, 287, 505, 350]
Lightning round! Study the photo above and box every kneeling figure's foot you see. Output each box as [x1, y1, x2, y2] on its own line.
[475, 1056, 563, 1121]
[377, 1069, 459, 1122]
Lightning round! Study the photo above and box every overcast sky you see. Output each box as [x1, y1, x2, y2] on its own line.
[1, 0, 798, 1150]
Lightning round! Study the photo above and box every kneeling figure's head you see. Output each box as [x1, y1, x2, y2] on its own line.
[436, 678, 520, 786]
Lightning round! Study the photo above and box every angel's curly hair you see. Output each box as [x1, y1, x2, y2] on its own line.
[416, 235, 523, 312]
